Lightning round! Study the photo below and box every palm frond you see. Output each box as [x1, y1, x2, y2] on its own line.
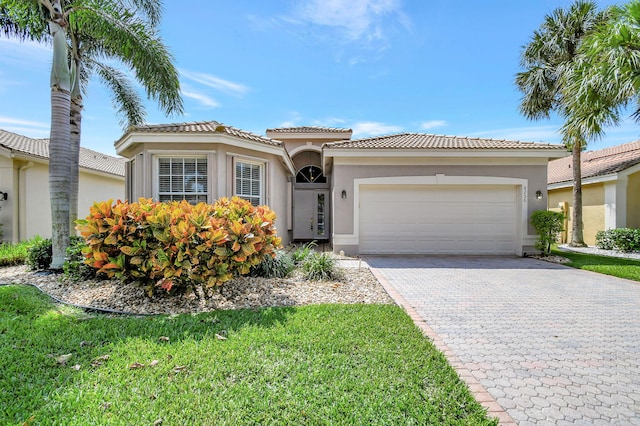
[70, 3, 183, 116]
[0, 0, 48, 41]
[93, 61, 146, 128]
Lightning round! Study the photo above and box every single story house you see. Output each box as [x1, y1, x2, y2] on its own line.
[0, 129, 125, 242]
[116, 121, 566, 256]
[548, 141, 640, 245]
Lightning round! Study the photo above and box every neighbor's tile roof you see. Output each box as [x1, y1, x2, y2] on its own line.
[548, 140, 640, 184]
[131, 120, 283, 147]
[266, 126, 352, 134]
[324, 133, 565, 150]
[0, 129, 125, 177]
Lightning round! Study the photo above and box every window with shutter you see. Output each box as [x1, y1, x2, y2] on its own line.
[157, 157, 208, 204]
[235, 161, 262, 206]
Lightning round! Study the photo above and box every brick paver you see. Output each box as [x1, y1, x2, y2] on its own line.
[365, 255, 640, 425]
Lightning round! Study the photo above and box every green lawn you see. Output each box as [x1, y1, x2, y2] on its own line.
[552, 247, 640, 281]
[0, 285, 496, 425]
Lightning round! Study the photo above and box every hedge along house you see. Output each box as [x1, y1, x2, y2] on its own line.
[0, 129, 125, 242]
[548, 141, 640, 246]
[115, 121, 567, 256]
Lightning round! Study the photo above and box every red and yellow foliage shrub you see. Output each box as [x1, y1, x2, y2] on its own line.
[75, 197, 282, 293]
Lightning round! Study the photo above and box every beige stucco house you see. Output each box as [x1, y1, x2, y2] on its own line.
[116, 120, 566, 256]
[0, 129, 125, 242]
[548, 141, 640, 246]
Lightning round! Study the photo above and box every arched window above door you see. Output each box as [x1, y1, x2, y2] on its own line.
[296, 165, 326, 184]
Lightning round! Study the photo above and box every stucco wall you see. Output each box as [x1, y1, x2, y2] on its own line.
[18, 163, 125, 240]
[547, 183, 604, 246]
[332, 163, 548, 238]
[628, 171, 640, 229]
[131, 143, 292, 245]
[0, 154, 13, 242]
[77, 171, 126, 219]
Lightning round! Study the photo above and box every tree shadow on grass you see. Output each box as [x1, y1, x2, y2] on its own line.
[0, 285, 296, 423]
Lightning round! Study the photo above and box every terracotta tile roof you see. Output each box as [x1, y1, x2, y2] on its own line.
[0, 129, 125, 177]
[131, 120, 283, 147]
[548, 140, 640, 184]
[266, 126, 352, 134]
[324, 133, 565, 150]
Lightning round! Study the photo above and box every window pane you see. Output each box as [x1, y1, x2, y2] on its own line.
[159, 176, 170, 192]
[184, 159, 196, 175]
[171, 159, 182, 174]
[158, 157, 208, 204]
[159, 159, 171, 175]
[235, 161, 262, 204]
[171, 176, 183, 192]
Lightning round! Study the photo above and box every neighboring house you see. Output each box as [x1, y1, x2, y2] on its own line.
[0, 129, 125, 242]
[116, 120, 566, 256]
[548, 141, 640, 245]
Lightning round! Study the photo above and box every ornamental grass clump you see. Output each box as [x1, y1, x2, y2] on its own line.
[75, 197, 281, 294]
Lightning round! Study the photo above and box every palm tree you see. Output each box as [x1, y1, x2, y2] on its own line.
[563, 1, 640, 142]
[1, 0, 74, 268]
[515, 0, 605, 247]
[67, 3, 183, 228]
[1, 0, 182, 268]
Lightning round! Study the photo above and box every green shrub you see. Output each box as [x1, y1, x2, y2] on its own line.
[595, 228, 640, 252]
[76, 197, 282, 294]
[25, 236, 52, 270]
[291, 241, 317, 265]
[531, 210, 565, 256]
[63, 236, 101, 281]
[595, 230, 616, 250]
[249, 249, 295, 278]
[302, 252, 337, 281]
[0, 241, 30, 267]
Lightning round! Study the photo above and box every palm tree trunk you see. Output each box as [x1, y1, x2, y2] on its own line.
[48, 12, 72, 269]
[70, 92, 82, 232]
[570, 139, 586, 247]
[50, 88, 71, 269]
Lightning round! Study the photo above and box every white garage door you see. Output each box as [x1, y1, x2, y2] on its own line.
[359, 184, 518, 254]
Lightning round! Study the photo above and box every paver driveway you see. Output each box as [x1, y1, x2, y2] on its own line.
[365, 256, 640, 425]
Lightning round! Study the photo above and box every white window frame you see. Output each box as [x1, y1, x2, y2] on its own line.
[155, 155, 209, 204]
[234, 159, 264, 206]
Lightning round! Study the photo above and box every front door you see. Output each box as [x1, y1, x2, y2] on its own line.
[293, 189, 329, 240]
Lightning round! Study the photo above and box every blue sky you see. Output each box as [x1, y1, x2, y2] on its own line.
[0, 0, 637, 156]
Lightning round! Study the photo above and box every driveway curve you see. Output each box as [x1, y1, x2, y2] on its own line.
[365, 256, 640, 425]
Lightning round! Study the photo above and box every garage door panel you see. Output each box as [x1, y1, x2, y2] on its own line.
[359, 185, 517, 254]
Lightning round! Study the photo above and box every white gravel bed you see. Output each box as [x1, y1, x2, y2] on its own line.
[557, 244, 640, 260]
[0, 265, 392, 315]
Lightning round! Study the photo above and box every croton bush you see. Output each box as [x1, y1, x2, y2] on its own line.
[75, 197, 282, 294]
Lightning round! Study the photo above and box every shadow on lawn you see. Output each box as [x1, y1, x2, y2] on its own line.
[0, 285, 296, 423]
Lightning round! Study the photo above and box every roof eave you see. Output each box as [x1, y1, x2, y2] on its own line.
[323, 148, 569, 158]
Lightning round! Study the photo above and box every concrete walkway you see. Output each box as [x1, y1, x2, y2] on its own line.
[365, 255, 640, 425]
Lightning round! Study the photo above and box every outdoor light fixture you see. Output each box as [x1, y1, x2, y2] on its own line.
[341, 190, 347, 199]
[0, 191, 7, 201]
[535, 190, 543, 200]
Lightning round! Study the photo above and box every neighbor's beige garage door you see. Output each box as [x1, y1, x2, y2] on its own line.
[359, 184, 517, 254]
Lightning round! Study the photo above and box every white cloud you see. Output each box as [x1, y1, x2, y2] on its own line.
[292, 0, 408, 42]
[352, 121, 402, 136]
[180, 88, 220, 108]
[279, 111, 304, 128]
[0, 117, 48, 138]
[0, 38, 50, 66]
[180, 69, 249, 97]
[471, 125, 561, 143]
[0, 116, 48, 128]
[311, 117, 349, 127]
[2, 126, 49, 138]
[420, 120, 448, 130]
